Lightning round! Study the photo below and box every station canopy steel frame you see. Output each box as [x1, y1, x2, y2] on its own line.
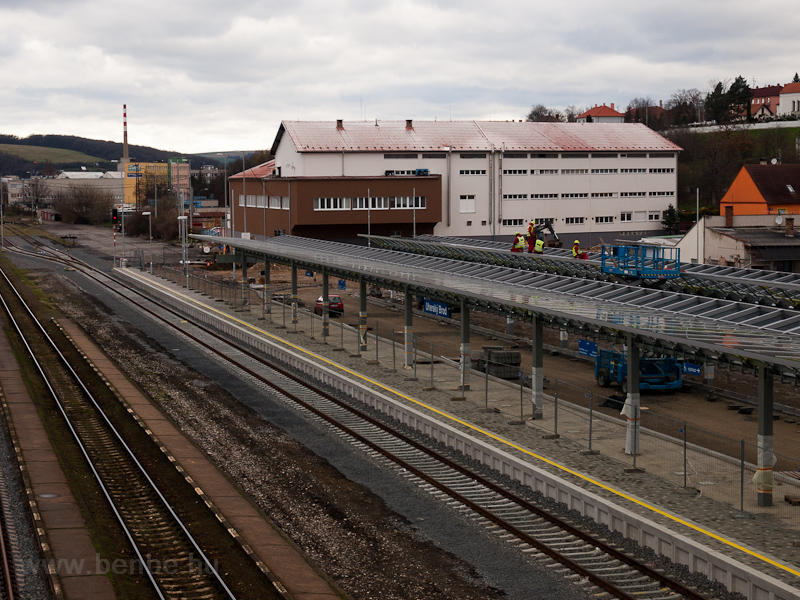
[194, 234, 800, 378]
[368, 234, 800, 309]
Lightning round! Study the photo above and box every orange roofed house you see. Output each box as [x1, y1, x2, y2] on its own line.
[720, 164, 800, 216]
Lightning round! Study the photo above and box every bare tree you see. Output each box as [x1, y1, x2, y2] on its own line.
[526, 104, 563, 122]
[52, 184, 113, 225]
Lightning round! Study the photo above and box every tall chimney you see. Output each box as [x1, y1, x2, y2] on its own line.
[786, 217, 795, 237]
[406, 119, 413, 130]
[122, 104, 129, 164]
[336, 119, 343, 129]
[610, 103, 615, 111]
[724, 205, 733, 228]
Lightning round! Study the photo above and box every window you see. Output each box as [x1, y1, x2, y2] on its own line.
[648, 153, 676, 158]
[635, 211, 647, 222]
[503, 169, 528, 175]
[384, 153, 418, 159]
[281, 196, 290, 210]
[621, 152, 647, 158]
[422, 153, 446, 159]
[620, 168, 647, 173]
[565, 217, 585, 225]
[502, 218, 524, 226]
[353, 196, 389, 210]
[531, 193, 558, 199]
[246, 194, 256, 207]
[392, 196, 426, 209]
[534, 218, 555, 225]
[595, 216, 614, 223]
[503, 193, 528, 199]
[256, 195, 267, 208]
[649, 168, 675, 173]
[460, 169, 487, 175]
[562, 193, 588, 198]
[460, 153, 486, 159]
[269, 196, 281, 208]
[313, 197, 351, 211]
[467, 221, 473, 226]
[648, 211, 661, 221]
[591, 192, 616, 198]
[564, 153, 589, 158]
[238, 194, 245, 207]
[504, 153, 528, 158]
[591, 168, 618, 174]
[591, 153, 618, 158]
[459, 195, 476, 213]
[532, 169, 558, 175]
[532, 153, 559, 158]
[620, 212, 632, 222]
[649, 191, 674, 197]
[562, 169, 589, 175]
[620, 191, 646, 197]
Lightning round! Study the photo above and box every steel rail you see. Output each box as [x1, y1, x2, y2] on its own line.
[1, 226, 711, 598]
[0, 264, 237, 600]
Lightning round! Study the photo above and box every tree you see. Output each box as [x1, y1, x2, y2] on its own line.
[52, 184, 113, 224]
[705, 81, 729, 123]
[563, 105, 584, 123]
[793, 73, 800, 83]
[526, 104, 563, 122]
[661, 204, 680, 234]
[666, 89, 704, 126]
[727, 75, 753, 121]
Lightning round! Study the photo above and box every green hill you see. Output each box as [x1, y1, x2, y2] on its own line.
[0, 143, 105, 164]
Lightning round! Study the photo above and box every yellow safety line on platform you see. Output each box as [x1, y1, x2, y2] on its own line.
[126, 270, 800, 580]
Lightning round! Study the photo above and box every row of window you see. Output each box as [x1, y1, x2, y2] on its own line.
[313, 196, 427, 211]
[500, 191, 674, 200]
[497, 167, 674, 175]
[385, 152, 675, 159]
[239, 195, 290, 209]
[499, 212, 662, 226]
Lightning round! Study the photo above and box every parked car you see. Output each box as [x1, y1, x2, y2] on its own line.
[314, 294, 344, 315]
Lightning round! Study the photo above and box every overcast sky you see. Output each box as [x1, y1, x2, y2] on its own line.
[1, 0, 799, 156]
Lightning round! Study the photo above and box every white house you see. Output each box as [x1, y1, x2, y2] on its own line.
[269, 119, 681, 244]
[779, 82, 800, 116]
[575, 104, 625, 123]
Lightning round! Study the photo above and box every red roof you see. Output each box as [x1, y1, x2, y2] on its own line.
[781, 82, 800, 94]
[576, 105, 624, 118]
[272, 120, 680, 154]
[752, 84, 783, 98]
[229, 160, 275, 179]
[744, 164, 800, 205]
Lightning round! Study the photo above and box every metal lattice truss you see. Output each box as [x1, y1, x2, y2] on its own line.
[370, 234, 800, 309]
[194, 234, 800, 375]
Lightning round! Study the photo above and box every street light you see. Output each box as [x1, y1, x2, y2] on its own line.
[178, 215, 188, 287]
[216, 153, 230, 237]
[142, 211, 152, 274]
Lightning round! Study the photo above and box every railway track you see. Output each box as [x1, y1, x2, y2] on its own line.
[0, 229, 266, 600]
[3, 225, 709, 599]
[0, 480, 17, 600]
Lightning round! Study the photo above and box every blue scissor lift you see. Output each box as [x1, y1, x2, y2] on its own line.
[600, 245, 681, 279]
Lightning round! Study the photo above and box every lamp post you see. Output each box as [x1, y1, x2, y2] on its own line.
[0, 175, 4, 252]
[216, 153, 230, 237]
[178, 215, 188, 287]
[142, 211, 152, 274]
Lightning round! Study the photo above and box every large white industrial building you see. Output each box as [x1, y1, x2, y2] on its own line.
[268, 119, 681, 244]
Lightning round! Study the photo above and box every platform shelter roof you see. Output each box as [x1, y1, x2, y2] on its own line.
[193, 234, 800, 375]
